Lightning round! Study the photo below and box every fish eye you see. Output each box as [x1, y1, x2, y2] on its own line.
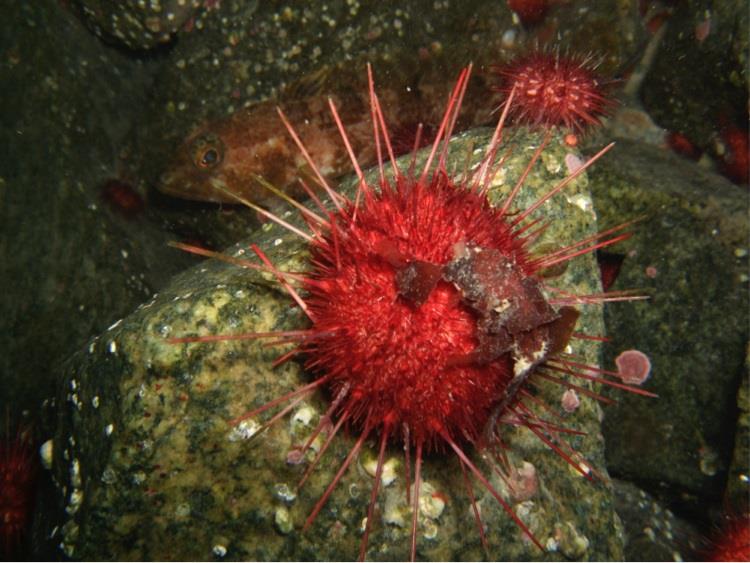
[190, 135, 224, 170]
[200, 148, 219, 167]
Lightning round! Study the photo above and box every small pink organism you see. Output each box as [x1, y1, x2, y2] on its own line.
[561, 388, 581, 412]
[615, 349, 652, 385]
[695, 16, 711, 43]
[506, 461, 538, 502]
[565, 152, 585, 175]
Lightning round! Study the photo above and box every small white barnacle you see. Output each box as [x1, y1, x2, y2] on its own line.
[274, 506, 293, 534]
[566, 192, 593, 213]
[108, 340, 117, 354]
[362, 451, 399, 487]
[104, 423, 114, 436]
[227, 419, 261, 442]
[274, 483, 297, 503]
[422, 519, 439, 540]
[39, 439, 54, 469]
[66, 489, 84, 515]
[418, 481, 445, 520]
[70, 458, 82, 488]
[291, 404, 316, 428]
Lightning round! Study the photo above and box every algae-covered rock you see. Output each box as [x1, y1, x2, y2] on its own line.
[49, 129, 626, 560]
[70, 0, 212, 51]
[589, 139, 748, 502]
[612, 479, 700, 561]
[725, 349, 749, 514]
[0, 0, 191, 418]
[640, 0, 748, 153]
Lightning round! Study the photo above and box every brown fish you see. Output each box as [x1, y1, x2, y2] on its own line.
[157, 66, 497, 205]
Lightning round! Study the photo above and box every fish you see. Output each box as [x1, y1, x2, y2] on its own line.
[157, 65, 497, 205]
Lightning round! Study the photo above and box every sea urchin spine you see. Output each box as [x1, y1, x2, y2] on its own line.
[171, 64, 653, 560]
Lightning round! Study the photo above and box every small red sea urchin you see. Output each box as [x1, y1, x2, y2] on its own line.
[492, 51, 612, 133]
[171, 65, 653, 560]
[507, 0, 549, 26]
[707, 513, 750, 561]
[0, 422, 37, 557]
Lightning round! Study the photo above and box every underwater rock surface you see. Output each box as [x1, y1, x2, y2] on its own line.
[0, 0, 193, 418]
[726, 353, 749, 514]
[71, 0, 213, 50]
[589, 139, 748, 504]
[640, 0, 748, 168]
[612, 478, 700, 561]
[50, 129, 624, 560]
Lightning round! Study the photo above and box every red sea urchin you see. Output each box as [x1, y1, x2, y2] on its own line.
[171, 65, 652, 560]
[0, 421, 37, 557]
[492, 52, 612, 133]
[507, 0, 550, 26]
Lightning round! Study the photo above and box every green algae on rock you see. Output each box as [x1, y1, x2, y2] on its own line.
[50, 128, 624, 560]
[612, 478, 700, 560]
[588, 138, 749, 505]
[726, 349, 749, 515]
[0, 0, 192, 426]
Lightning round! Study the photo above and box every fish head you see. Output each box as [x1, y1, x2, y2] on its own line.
[157, 129, 233, 203]
[157, 104, 311, 205]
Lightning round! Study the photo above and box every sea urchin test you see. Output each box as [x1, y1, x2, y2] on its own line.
[170, 65, 653, 561]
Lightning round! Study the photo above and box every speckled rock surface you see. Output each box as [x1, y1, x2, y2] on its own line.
[640, 0, 748, 153]
[587, 139, 748, 504]
[49, 129, 626, 560]
[0, 1, 193, 418]
[726, 352, 749, 514]
[71, 0, 215, 50]
[612, 479, 700, 561]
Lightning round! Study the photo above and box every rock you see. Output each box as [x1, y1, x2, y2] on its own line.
[640, 0, 748, 162]
[589, 139, 748, 504]
[725, 349, 749, 514]
[0, 1, 193, 419]
[70, 0, 213, 51]
[49, 128, 625, 560]
[612, 479, 701, 561]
